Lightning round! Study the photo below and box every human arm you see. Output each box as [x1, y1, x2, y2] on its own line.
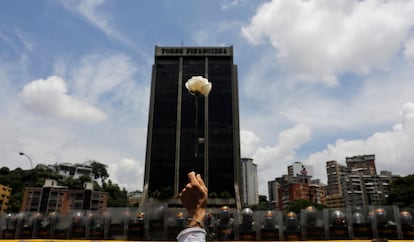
[177, 171, 208, 242]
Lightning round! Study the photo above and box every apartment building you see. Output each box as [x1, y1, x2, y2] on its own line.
[269, 162, 325, 210]
[325, 160, 349, 208]
[326, 155, 399, 208]
[0, 184, 12, 212]
[241, 158, 259, 206]
[21, 179, 107, 214]
[48, 162, 94, 180]
[346, 154, 377, 175]
[342, 172, 395, 208]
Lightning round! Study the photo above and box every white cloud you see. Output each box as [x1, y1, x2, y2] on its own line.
[58, 0, 147, 57]
[221, 0, 247, 11]
[14, 29, 35, 52]
[77, 0, 112, 36]
[64, 53, 150, 126]
[20, 76, 107, 122]
[59, 0, 117, 40]
[401, 102, 414, 130]
[192, 20, 243, 47]
[240, 57, 414, 152]
[108, 157, 144, 191]
[7, 52, 149, 192]
[404, 37, 414, 60]
[242, 0, 414, 85]
[251, 123, 312, 194]
[70, 53, 138, 102]
[240, 130, 260, 157]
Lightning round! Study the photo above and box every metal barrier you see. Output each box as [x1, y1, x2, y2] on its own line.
[1, 205, 413, 240]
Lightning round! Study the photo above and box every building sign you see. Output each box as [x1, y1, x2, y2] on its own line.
[155, 46, 232, 56]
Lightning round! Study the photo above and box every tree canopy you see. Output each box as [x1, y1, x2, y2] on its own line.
[89, 160, 109, 185]
[285, 199, 327, 213]
[386, 174, 414, 207]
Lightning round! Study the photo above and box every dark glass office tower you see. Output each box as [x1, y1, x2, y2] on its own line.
[144, 46, 241, 203]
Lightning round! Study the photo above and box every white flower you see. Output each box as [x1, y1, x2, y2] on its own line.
[185, 76, 212, 97]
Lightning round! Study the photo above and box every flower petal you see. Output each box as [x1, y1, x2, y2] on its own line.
[186, 76, 209, 93]
[199, 83, 212, 96]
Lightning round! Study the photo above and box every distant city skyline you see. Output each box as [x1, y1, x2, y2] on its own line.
[1, 1, 414, 195]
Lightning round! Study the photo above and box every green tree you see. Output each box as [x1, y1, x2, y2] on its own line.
[259, 195, 267, 203]
[103, 179, 129, 207]
[31, 166, 63, 187]
[0, 166, 10, 176]
[150, 186, 174, 201]
[209, 192, 218, 198]
[219, 191, 231, 199]
[79, 174, 92, 184]
[89, 160, 109, 185]
[8, 191, 23, 212]
[285, 199, 326, 213]
[386, 174, 414, 207]
[0, 167, 26, 212]
[250, 195, 270, 210]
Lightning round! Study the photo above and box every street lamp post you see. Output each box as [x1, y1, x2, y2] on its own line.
[19, 152, 34, 185]
[19, 152, 33, 170]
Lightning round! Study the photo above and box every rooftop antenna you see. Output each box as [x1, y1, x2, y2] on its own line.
[181, 41, 184, 46]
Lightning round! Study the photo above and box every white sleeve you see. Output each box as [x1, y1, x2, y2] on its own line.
[176, 227, 206, 242]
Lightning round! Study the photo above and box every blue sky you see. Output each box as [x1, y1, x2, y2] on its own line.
[1, 0, 414, 195]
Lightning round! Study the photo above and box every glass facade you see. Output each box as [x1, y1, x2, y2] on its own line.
[147, 58, 179, 198]
[144, 47, 241, 201]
